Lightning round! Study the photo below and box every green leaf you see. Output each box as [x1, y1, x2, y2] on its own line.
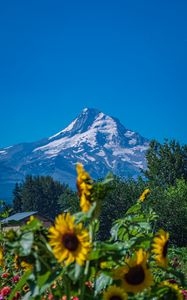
[20, 231, 34, 255]
[20, 292, 32, 300]
[94, 272, 113, 295]
[37, 271, 51, 288]
[40, 270, 62, 293]
[101, 173, 114, 185]
[68, 263, 83, 282]
[74, 202, 97, 223]
[22, 218, 42, 231]
[125, 202, 141, 215]
[89, 248, 101, 260]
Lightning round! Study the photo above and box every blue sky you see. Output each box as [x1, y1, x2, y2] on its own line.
[0, 0, 186, 147]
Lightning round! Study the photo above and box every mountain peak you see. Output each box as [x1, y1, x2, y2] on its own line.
[76, 108, 103, 121]
[49, 108, 103, 140]
[0, 107, 149, 202]
[81, 107, 100, 114]
[34, 107, 149, 162]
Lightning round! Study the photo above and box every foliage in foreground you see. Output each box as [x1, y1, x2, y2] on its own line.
[0, 164, 187, 300]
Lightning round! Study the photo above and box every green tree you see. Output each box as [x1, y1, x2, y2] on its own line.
[12, 183, 23, 213]
[13, 175, 71, 219]
[144, 139, 187, 187]
[38, 176, 67, 218]
[99, 176, 146, 239]
[58, 187, 79, 214]
[150, 179, 187, 246]
[21, 175, 38, 212]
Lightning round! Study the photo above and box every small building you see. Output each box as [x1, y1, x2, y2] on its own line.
[1, 211, 52, 231]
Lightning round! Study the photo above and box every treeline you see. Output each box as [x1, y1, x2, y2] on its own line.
[100, 139, 187, 245]
[12, 139, 187, 246]
[13, 176, 79, 219]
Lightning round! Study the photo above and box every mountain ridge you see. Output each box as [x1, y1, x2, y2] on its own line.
[0, 108, 149, 202]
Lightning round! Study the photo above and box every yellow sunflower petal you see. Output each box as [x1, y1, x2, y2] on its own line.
[103, 285, 128, 300]
[152, 229, 169, 268]
[48, 213, 91, 266]
[114, 249, 153, 294]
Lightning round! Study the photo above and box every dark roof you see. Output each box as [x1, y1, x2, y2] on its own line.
[1, 211, 38, 224]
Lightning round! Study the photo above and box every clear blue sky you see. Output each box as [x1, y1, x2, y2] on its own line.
[0, 0, 186, 148]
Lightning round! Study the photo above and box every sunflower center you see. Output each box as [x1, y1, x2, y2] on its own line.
[163, 241, 169, 257]
[110, 297, 122, 300]
[125, 265, 145, 285]
[62, 233, 79, 251]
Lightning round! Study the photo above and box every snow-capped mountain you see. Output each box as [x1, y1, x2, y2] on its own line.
[0, 108, 149, 202]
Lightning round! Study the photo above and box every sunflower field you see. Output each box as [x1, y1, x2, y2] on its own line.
[0, 164, 187, 300]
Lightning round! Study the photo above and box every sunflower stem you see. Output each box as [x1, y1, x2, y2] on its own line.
[64, 275, 71, 300]
[80, 221, 94, 300]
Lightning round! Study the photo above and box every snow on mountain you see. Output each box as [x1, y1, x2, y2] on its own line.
[0, 108, 149, 202]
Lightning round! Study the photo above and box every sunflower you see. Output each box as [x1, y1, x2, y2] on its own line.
[161, 281, 183, 300]
[21, 260, 33, 271]
[76, 163, 93, 212]
[48, 212, 91, 266]
[23, 284, 30, 292]
[114, 249, 153, 294]
[26, 215, 36, 224]
[13, 255, 20, 270]
[152, 229, 169, 267]
[139, 189, 151, 202]
[14, 254, 33, 271]
[103, 285, 128, 300]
